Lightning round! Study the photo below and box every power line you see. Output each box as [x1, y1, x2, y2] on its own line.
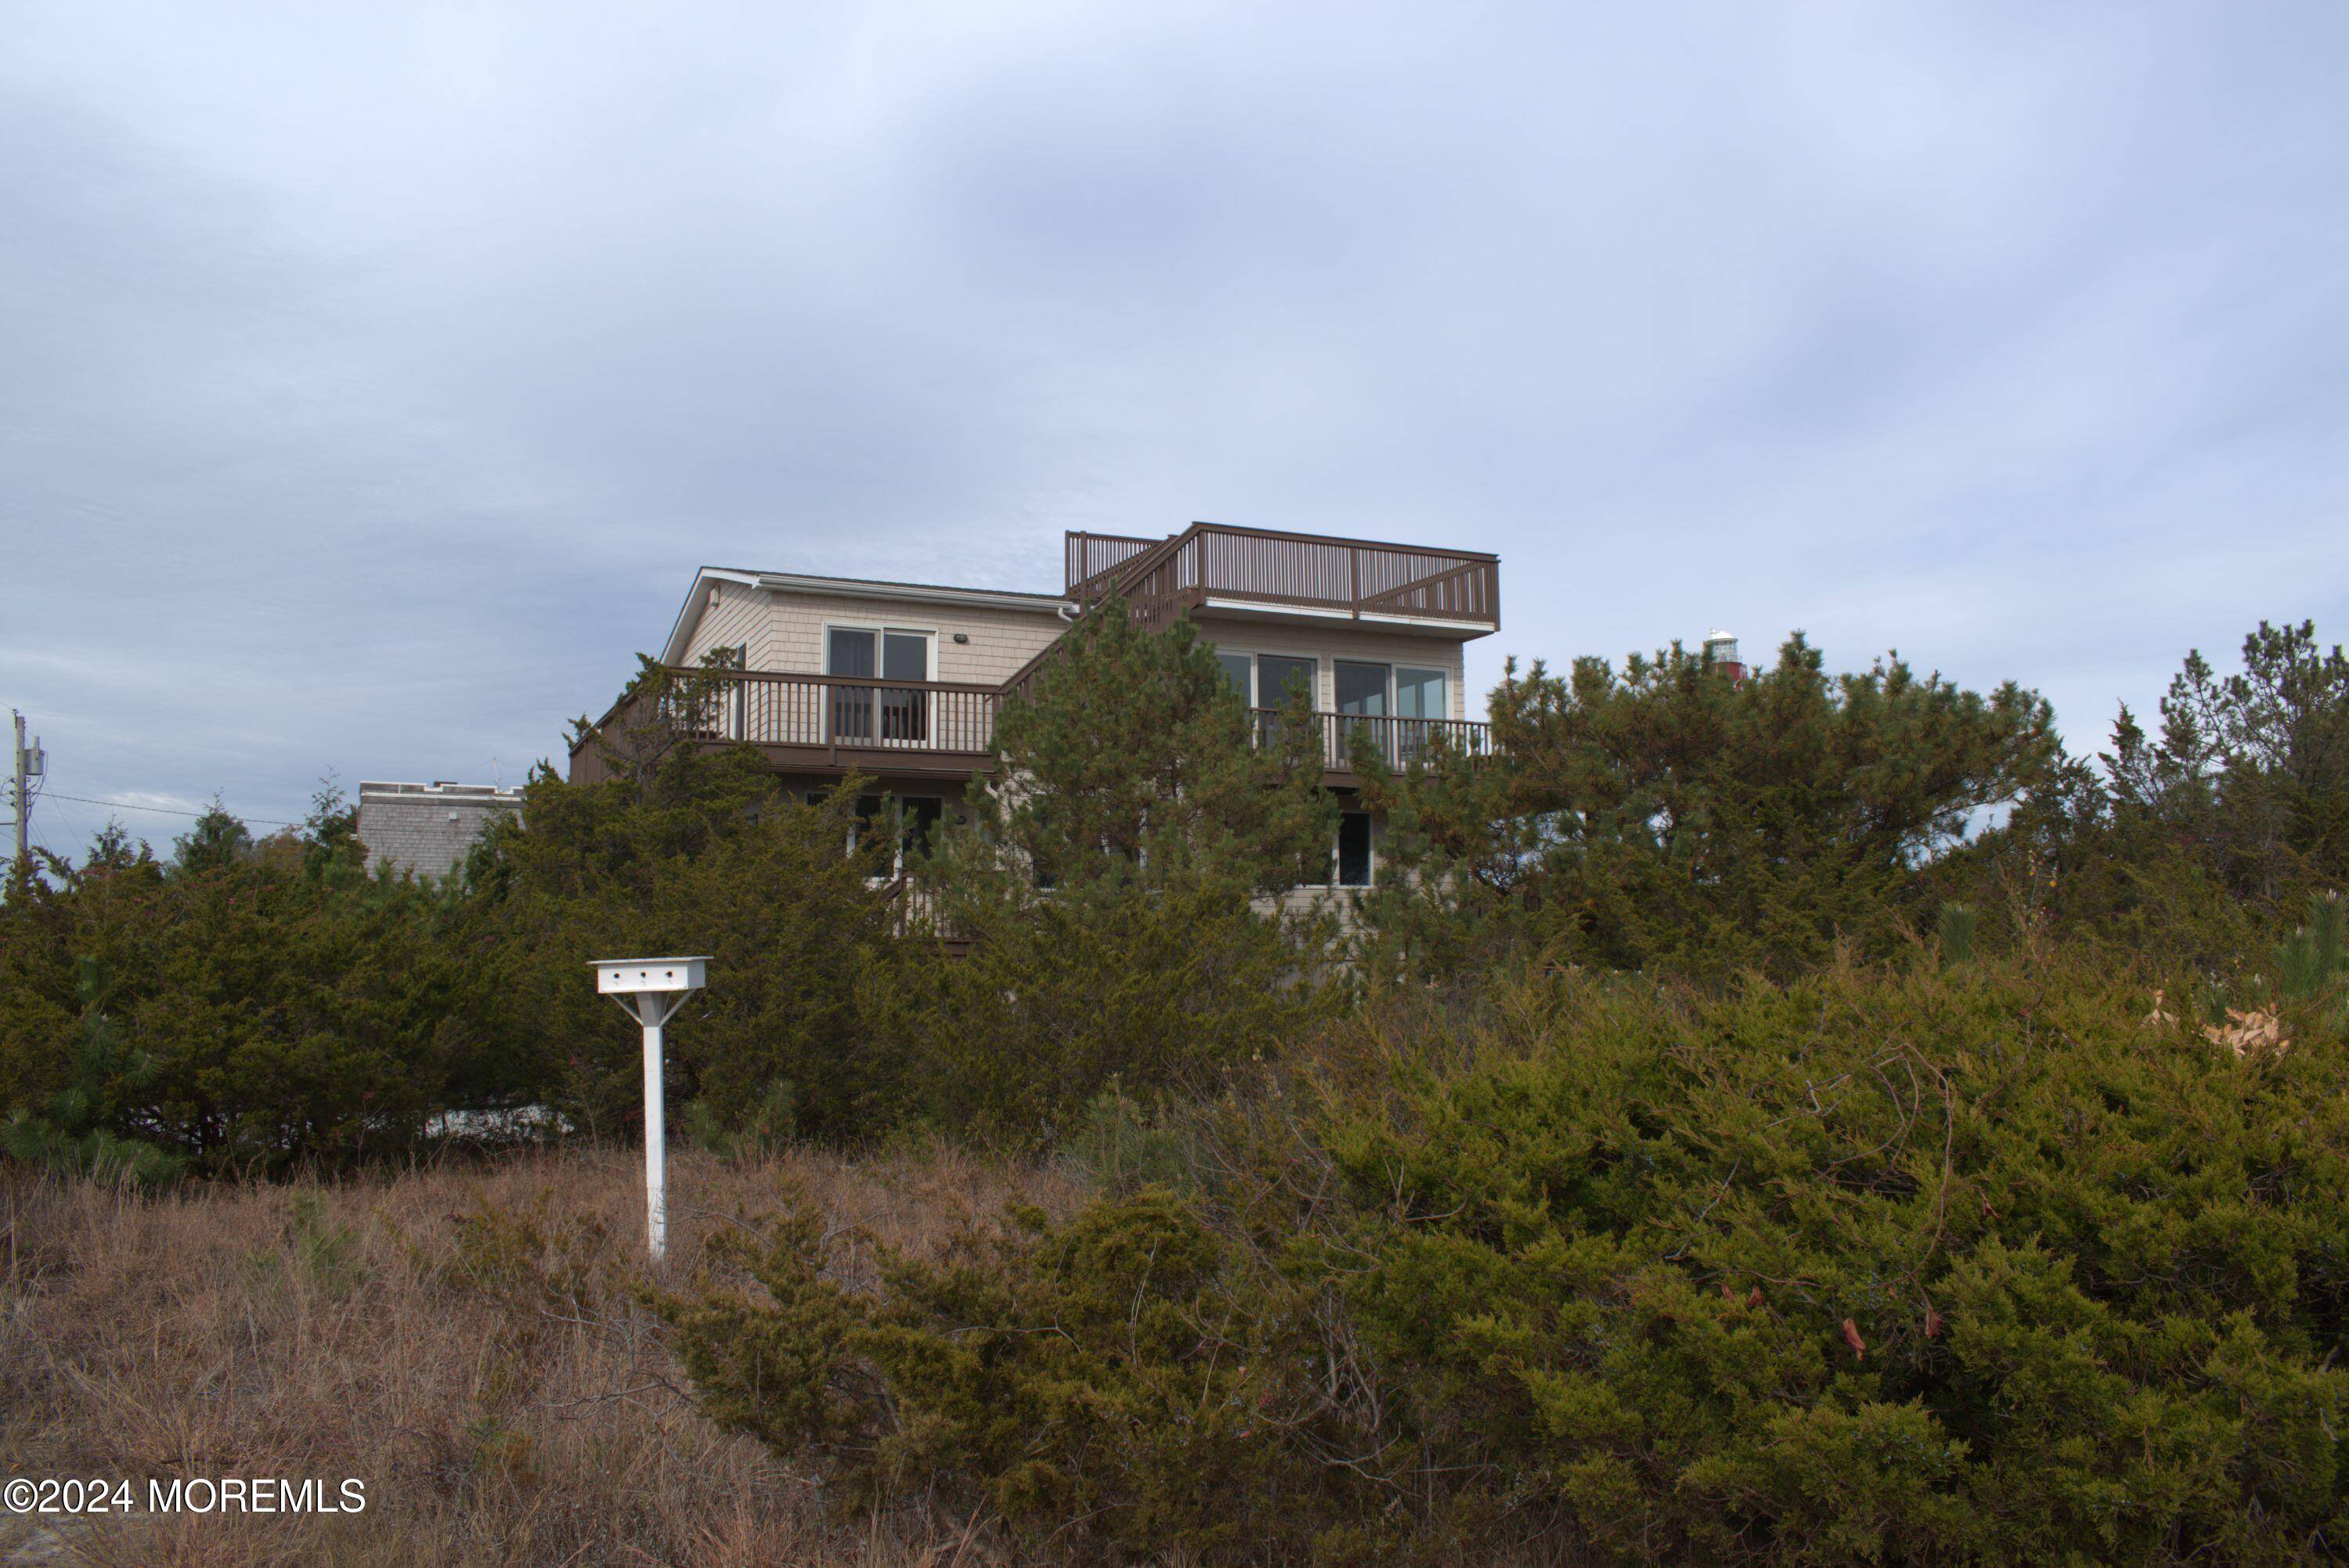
[41, 791, 298, 827]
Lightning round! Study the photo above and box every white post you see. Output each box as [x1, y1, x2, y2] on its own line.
[592, 958, 707, 1263]
[640, 999, 667, 1260]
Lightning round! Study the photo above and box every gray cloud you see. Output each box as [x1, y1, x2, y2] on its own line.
[3, 1, 2345, 856]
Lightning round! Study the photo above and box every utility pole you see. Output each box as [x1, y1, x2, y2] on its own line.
[9, 710, 25, 878]
[8, 711, 41, 887]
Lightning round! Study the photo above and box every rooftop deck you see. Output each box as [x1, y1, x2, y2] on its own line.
[1066, 521, 1499, 633]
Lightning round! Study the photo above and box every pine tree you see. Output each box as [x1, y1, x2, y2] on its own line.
[1363, 635, 2057, 978]
[882, 602, 1342, 1135]
[971, 599, 1337, 896]
[171, 798, 252, 874]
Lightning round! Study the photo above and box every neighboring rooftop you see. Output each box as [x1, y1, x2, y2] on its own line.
[357, 780, 521, 881]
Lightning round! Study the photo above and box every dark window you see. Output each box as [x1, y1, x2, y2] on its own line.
[879, 631, 929, 741]
[1336, 812, 1373, 887]
[829, 629, 875, 676]
[897, 795, 944, 856]
[1258, 654, 1316, 708]
[832, 628, 930, 741]
[1334, 661, 1389, 716]
[829, 629, 875, 740]
[850, 793, 943, 868]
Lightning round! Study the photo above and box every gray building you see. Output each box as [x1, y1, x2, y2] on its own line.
[357, 780, 521, 879]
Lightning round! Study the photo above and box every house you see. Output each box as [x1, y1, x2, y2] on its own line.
[358, 780, 522, 878]
[568, 521, 1499, 891]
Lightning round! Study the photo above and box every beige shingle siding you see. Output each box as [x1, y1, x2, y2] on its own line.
[680, 581, 774, 668]
[765, 592, 1066, 686]
[676, 583, 1472, 719]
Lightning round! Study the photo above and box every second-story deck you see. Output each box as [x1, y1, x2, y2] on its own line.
[569, 665, 1495, 788]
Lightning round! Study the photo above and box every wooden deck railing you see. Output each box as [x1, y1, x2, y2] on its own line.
[667, 669, 1004, 756]
[880, 874, 969, 950]
[1066, 532, 1163, 597]
[1066, 523, 1499, 631]
[572, 665, 1496, 784]
[1251, 709, 1500, 771]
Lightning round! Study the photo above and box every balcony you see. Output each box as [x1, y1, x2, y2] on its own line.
[1066, 522, 1499, 634]
[572, 669, 1000, 785]
[568, 666, 1493, 787]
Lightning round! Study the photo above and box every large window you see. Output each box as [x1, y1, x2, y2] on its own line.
[1396, 667, 1446, 720]
[1396, 666, 1447, 760]
[1209, 648, 1319, 708]
[1335, 661, 1389, 761]
[1334, 660, 1389, 716]
[1201, 649, 1452, 763]
[1257, 654, 1318, 708]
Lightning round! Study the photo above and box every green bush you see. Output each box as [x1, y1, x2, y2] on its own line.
[653, 1187, 1358, 1562]
[2276, 889, 2347, 1009]
[0, 788, 483, 1174]
[460, 740, 909, 1140]
[1359, 634, 2058, 983]
[1300, 956, 2349, 1563]
[868, 601, 1342, 1138]
[663, 953, 2349, 1564]
[1950, 622, 2347, 969]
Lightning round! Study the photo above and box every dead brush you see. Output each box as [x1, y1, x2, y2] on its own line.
[0, 1143, 1083, 1567]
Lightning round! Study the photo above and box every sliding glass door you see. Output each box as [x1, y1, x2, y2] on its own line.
[1335, 660, 1387, 762]
[1396, 666, 1447, 759]
[828, 628, 929, 743]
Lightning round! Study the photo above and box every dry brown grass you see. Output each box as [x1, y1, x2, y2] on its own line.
[0, 1144, 1088, 1567]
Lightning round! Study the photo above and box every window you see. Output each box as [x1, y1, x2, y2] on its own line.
[1334, 661, 1389, 717]
[1216, 651, 1253, 701]
[1257, 654, 1317, 708]
[1336, 811, 1373, 887]
[1334, 661, 1389, 762]
[1395, 667, 1447, 760]
[851, 792, 943, 874]
[1395, 667, 1446, 720]
[897, 795, 944, 856]
[1205, 648, 1321, 709]
[827, 626, 931, 742]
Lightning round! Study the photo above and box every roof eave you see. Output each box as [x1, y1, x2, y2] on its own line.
[750, 573, 1073, 615]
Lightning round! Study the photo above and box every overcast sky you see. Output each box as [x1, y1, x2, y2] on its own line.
[5, 2, 2345, 856]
